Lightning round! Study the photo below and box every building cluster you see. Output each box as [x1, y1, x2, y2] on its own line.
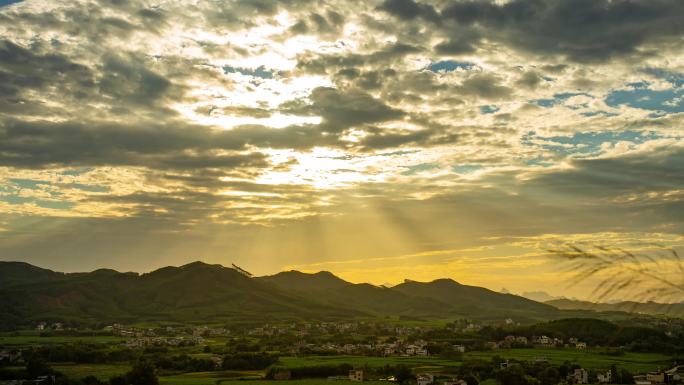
[635, 370, 682, 385]
[0, 350, 23, 365]
[488, 335, 587, 350]
[287, 340, 431, 356]
[123, 336, 204, 349]
[1, 375, 55, 385]
[35, 322, 63, 331]
[103, 324, 228, 339]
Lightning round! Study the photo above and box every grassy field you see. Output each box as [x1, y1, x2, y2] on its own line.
[464, 348, 674, 373]
[0, 335, 125, 346]
[277, 349, 674, 373]
[51, 363, 130, 379]
[160, 375, 389, 385]
[8, 348, 674, 383]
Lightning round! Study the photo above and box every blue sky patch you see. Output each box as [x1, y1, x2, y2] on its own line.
[10, 179, 47, 190]
[480, 105, 500, 114]
[426, 60, 476, 73]
[402, 163, 439, 175]
[605, 86, 684, 114]
[224, 65, 275, 79]
[0, 195, 75, 210]
[453, 164, 483, 174]
[0, 0, 22, 7]
[642, 68, 684, 88]
[580, 111, 618, 118]
[71, 183, 110, 193]
[61, 167, 93, 176]
[533, 92, 593, 108]
[524, 157, 554, 167]
[521, 130, 661, 156]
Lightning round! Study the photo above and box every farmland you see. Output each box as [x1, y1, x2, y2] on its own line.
[36, 348, 675, 383]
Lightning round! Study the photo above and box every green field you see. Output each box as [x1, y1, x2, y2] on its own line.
[160, 375, 389, 385]
[278, 349, 674, 374]
[5, 347, 674, 383]
[0, 335, 125, 346]
[464, 348, 674, 373]
[279, 355, 453, 371]
[52, 363, 131, 379]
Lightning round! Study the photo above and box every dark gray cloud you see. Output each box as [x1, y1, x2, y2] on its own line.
[380, 0, 684, 62]
[525, 143, 684, 198]
[295, 42, 423, 75]
[0, 118, 317, 169]
[281, 87, 405, 133]
[0, 40, 94, 113]
[377, 0, 440, 22]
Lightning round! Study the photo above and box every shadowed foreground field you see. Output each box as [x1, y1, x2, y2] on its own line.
[37, 348, 674, 384]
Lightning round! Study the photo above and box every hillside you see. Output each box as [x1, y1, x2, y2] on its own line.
[0, 261, 568, 329]
[547, 298, 684, 317]
[259, 272, 455, 318]
[0, 262, 362, 329]
[393, 278, 558, 321]
[0, 261, 65, 289]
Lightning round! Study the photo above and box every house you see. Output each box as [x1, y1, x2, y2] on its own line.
[646, 372, 666, 384]
[569, 369, 588, 384]
[210, 356, 223, 370]
[417, 373, 435, 385]
[273, 369, 292, 380]
[535, 336, 551, 345]
[453, 345, 466, 353]
[349, 370, 364, 382]
[597, 370, 612, 384]
[515, 336, 528, 344]
[415, 347, 429, 356]
[444, 380, 467, 385]
[485, 341, 499, 350]
[0, 350, 22, 364]
[575, 342, 587, 350]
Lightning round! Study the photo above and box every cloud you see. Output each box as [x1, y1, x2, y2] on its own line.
[0, 0, 682, 296]
[381, 0, 684, 62]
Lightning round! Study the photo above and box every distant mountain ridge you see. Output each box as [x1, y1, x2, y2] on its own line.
[546, 298, 684, 317]
[0, 260, 631, 329]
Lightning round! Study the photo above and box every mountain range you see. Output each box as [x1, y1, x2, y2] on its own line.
[0, 261, 679, 329]
[546, 298, 684, 317]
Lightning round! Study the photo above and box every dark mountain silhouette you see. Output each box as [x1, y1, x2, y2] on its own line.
[0, 260, 574, 328]
[547, 298, 684, 317]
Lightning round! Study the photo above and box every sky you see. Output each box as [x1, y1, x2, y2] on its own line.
[1, 0, 683, 300]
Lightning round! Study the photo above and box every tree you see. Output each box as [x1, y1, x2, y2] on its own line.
[620, 369, 635, 385]
[109, 375, 128, 385]
[394, 365, 414, 384]
[25, 356, 52, 379]
[463, 374, 479, 385]
[126, 360, 158, 385]
[539, 367, 560, 385]
[497, 365, 531, 385]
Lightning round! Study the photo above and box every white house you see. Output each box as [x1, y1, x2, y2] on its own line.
[417, 373, 434, 385]
[349, 370, 363, 382]
[597, 370, 612, 384]
[571, 369, 588, 384]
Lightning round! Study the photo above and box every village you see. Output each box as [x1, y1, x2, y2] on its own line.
[1, 318, 681, 385]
